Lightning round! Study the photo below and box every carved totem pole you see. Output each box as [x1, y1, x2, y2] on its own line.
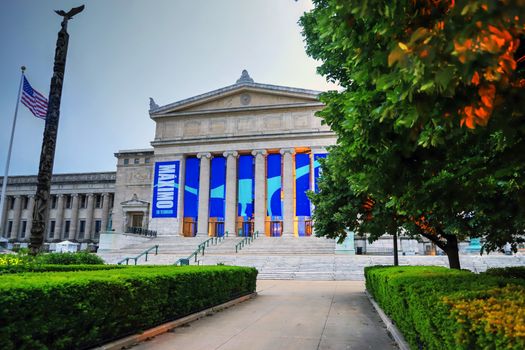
[29, 6, 85, 254]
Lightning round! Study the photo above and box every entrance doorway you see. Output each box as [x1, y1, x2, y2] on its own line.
[131, 214, 143, 228]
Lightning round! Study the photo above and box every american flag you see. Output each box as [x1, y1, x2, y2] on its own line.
[21, 76, 48, 119]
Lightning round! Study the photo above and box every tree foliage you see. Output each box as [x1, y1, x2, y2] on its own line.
[302, 0, 525, 268]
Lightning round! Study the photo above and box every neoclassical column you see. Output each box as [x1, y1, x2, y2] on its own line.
[281, 148, 296, 236]
[55, 194, 65, 240]
[85, 193, 95, 240]
[223, 151, 238, 236]
[11, 196, 22, 239]
[1, 196, 8, 237]
[101, 193, 110, 232]
[197, 153, 212, 236]
[252, 149, 267, 235]
[26, 195, 35, 239]
[69, 194, 80, 240]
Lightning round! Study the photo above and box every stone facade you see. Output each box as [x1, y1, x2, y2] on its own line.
[145, 70, 336, 236]
[0, 71, 336, 243]
[0, 172, 115, 243]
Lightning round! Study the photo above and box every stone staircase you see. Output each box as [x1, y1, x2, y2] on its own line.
[97, 233, 525, 280]
[236, 235, 336, 255]
[97, 235, 209, 265]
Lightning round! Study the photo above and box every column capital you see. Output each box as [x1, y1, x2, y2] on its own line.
[251, 149, 267, 156]
[13, 195, 21, 199]
[71, 193, 79, 197]
[223, 150, 238, 158]
[311, 146, 328, 154]
[56, 194, 65, 198]
[197, 152, 212, 159]
[280, 148, 296, 155]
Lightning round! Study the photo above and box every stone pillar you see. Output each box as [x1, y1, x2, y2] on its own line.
[26, 196, 35, 239]
[70, 194, 79, 240]
[281, 148, 295, 236]
[101, 193, 110, 232]
[197, 153, 211, 236]
[1, 196, 8, 237]
[11, 196, 22, 239]
[55, 194, 65, 240]
[252, 149, 267, 235]
[85, 194, 95, 240]
[223, 151, 238, 236]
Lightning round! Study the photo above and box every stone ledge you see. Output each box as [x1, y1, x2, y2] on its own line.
[365, 290, 410, 350]
[94, 292, 257, 350]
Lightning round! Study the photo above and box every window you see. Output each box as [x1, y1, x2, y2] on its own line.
[65, 195, 72, 209]
[9, 197, 14, 210]
[51, 195, 57, 209]
[49, 220, 56, 238]
[22, 197, 28, 210]
[94, 220, 102, 238]
[64, 220, 70, 239]
[95, 195, 102, 208]
[78, 220, 86, 239]
[20, 221, 27, 238]
[123, 158, 129, 165]
[145, 157, 150, 164]
[134, 158, 140, 164]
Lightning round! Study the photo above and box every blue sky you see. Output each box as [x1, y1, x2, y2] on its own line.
[0, 0, 336, 176]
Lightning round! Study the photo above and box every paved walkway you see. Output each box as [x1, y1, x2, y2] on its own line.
[132, 280, 397, 350]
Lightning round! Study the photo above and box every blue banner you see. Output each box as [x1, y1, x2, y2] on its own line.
[183, 157, 200, 218]
[314, 153, 327, 193]
[295, 153, 311, 216]
[152, 161, 180, 218]
[267, 153, 282, 217]
[238, 155, 254, 218]
[209, 156, 226, 219]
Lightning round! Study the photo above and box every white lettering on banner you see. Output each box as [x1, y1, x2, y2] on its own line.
[156, 164, 177, 209]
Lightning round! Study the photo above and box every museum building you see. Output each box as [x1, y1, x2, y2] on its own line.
[0, 71, 335, 244]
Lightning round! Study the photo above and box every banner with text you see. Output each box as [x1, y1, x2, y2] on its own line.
[152, 160, 180, 218]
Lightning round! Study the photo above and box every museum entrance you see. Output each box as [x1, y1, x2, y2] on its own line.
[208, 218, 225, 237]
[182, 217, 197, 237]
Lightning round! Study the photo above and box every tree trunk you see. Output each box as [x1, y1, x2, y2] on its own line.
[392, 229, 399, 266]
[444, 235, 461, 270]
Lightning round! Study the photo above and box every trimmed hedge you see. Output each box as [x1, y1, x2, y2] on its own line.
[35, 252, 105, 265]
[0, 264, 124, 275]
[484, 266, 525, 280]
[365, 266, 525, 350]
[0, 265, 257, 350]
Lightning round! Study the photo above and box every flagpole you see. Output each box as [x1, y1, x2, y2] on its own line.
[0, 66, 25, 237]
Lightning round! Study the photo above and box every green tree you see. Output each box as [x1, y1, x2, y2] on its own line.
[302, 0, 525, 269]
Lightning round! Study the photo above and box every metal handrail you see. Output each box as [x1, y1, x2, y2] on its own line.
[174, 231, 230, 266]
[117, 245, 159, 265]
[125, 226, 157, 237]
[235, 231, 259, 253]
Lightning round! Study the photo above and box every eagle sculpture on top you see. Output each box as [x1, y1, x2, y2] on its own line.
[55, 5, 85, 20]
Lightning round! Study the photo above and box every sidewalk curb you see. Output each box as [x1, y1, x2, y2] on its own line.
[365, 290, 410, 350]
[94, 292, 257, 350]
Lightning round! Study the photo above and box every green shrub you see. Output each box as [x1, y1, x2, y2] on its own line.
[365, 266, 525, 350]
[484, 266, 525, 280]
[0, 264, 123, 275]
[35, 252, 105, 265]
[0, 265, 257, 350]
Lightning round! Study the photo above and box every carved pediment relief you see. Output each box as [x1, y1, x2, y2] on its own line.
[182, 91, 316, 113]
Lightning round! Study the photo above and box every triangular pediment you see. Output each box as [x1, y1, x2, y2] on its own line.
[121, 194, 149, 207]
[149, 74, 322, 117]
